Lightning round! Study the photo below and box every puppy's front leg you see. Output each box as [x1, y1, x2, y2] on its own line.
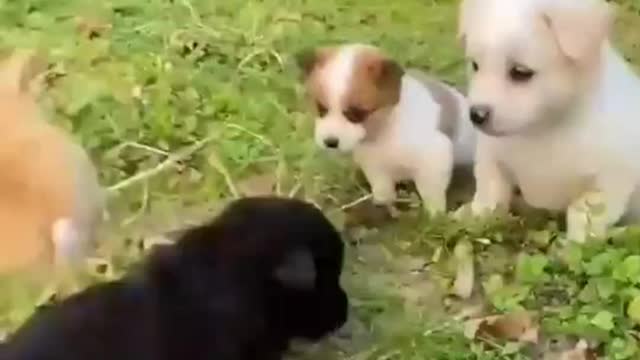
[567, 175, 636, 243]
[366, 170, 396, 206]
[415, 143, 453, 215]
[471, 145, 512, 215]
[359, 162, 397, 217]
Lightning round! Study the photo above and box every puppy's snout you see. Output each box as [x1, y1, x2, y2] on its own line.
[469, 105, 492, 126]
[323, 137, 339, 149]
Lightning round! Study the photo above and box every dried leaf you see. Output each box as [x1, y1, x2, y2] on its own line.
[343, 201, 393, 228]
[453, 239, 474, 299]
[464, 310, 539, 344]
[75, 16, 112, 39]
[558, 340, 596, 360]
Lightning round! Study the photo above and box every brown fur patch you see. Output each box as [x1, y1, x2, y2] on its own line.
[407, 69, 460, 139]
[298, 47, 338, 116]
[296, 47, 335, 78]
[344, 48, 404, 141]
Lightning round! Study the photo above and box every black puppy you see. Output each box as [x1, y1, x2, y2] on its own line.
[2, 196, 348, 360]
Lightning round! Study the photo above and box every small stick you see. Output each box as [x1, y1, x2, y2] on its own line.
[339, 194, 373, 211]
[107, 136, 216, 194]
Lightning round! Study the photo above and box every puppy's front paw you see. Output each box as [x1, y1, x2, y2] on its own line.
[371, 183, 396, 207]
[470, 199, 496, 217]
[566, 191, 607, 243]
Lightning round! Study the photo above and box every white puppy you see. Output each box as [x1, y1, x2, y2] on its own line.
[297, 44, 476, 214]
[459, 0, 640, 242]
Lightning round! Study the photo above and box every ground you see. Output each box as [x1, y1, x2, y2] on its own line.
[2, 0, 640, 359]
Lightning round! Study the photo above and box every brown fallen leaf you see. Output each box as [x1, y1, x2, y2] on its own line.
[237, 173, 278, 196]
[453, 239, 474, 299]
[343, 201, 394, 228]
[558, 340, 597, 360]
[75, 16, 112, 39]
[464, 310, 539, 344]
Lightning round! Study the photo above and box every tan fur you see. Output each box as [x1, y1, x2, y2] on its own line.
[345, 49, 404, 141]
[299, 46, 403, 142]
[345, 48, 403, 111]
[299, 47, 337, 112]
[0, 50, 102, 276]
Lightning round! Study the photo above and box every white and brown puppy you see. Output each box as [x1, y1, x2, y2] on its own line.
[297, 44, 476, 214]
[0, 50, 104, 280]
[459, 0, 640, 242]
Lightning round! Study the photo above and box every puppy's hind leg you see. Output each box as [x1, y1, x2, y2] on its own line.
[567, 175, 637, 243]
[51, 218, 86, 294]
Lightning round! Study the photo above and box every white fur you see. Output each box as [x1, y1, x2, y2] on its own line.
[462, 0, 640, 242]
[354, 75, 475, 214]
[314, 45, 366, 151]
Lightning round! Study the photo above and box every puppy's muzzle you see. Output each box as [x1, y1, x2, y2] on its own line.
[469, 105, 492, 127]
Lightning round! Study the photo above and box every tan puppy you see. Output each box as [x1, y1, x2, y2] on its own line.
[297, 44, 475, 214]
[0, 50, 104, 279]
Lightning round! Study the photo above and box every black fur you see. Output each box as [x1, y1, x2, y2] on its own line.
[2, 196, 348, 360]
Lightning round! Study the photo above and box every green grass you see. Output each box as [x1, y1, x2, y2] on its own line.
[2, 0, 640, 359]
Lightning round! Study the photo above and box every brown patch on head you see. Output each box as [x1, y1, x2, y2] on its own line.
[296, 47, 336, 79]
[296, 46, 338, 118]
[407, 69, 461, 140]
[344, 47, 404, 141]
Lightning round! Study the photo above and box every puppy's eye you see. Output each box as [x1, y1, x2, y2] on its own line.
[509, 65, 535, 82]
[471, 61, 479, 72]
[343, 106, 369, 123]
[316, 102, 328, 116]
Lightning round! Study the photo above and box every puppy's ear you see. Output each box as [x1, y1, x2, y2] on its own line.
[542, 0, 612, 64]
[294, 47, 334, 79]
[274, 248, 316, 290]
[363, 54, 404, 103]
[378, 59, 404, 87]
[0, 49, 47, 95]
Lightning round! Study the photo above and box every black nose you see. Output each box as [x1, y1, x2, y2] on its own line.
[324, 137, 339, 149]
[469, 105, 492, 126]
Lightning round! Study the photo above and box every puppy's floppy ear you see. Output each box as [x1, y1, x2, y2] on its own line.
[542, 0, 612, 64]
[294, 46, 334, 79]
[0, 49, 48, 95]
[274, 248, 316, 290]
[378, 58, 404, 87]
[363, 53, 404, 102]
